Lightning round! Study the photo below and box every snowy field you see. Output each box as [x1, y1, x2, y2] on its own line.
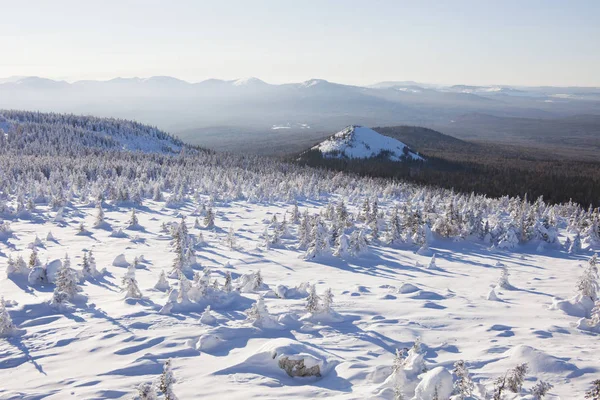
[0, 111, 599, 399]
[1, 198, 599, 399]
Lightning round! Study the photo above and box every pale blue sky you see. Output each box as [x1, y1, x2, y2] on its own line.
[1, 0, 599, 86]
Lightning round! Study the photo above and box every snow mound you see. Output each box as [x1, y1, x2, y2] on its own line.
[45, 259, 63, 283]
[550, 294, 595, 318]
[112, 254, 130, 268]
[195, 333, 225, 352]
[266, 283, 310, 299]
[312, 125, 423, 161]
[413, 367, 453, 400]
[577, 317, 600, 333]
[503, 345, 580, 375]
[397, 283, 420, 294]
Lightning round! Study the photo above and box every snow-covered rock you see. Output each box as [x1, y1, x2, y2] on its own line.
[219, 338, 338, 381]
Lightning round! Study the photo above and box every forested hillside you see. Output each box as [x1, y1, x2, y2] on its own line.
[299, 125, 600, 207]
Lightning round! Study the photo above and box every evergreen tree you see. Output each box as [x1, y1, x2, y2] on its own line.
[154, 270, 170, 292]
[570, 232, 583, 254]
[306, 284, 321, 313]
[158, 359, 178, 400]
[578, 256, 599, 301]
[203, 207, 215, 229]
[291, 201, 300, 224]
[532, 381, 553, 400]
[122, 266, 142, 299]
[0, 297, 15, 336]
[506, 363, 528, 393]
[128, 209, 139, 228]
[136, 382, 158, 400]
[336, 200, 348, 225]
[94, 203, 105, 227]
[226, 226, 236, 249]
[586, 380, 600, 400]
[322, 288, 334, 313]
[492, 374, 507, 400]
[253, 270, 263, 291]
[453, 360, 474, 399]
[498, 264, 512, 289]
[223, 271, 232, 293]
[55, 254, 79, 298]
[28, 248, 41, 269]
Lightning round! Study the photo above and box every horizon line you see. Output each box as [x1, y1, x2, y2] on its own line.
[2, 75, 599, 89]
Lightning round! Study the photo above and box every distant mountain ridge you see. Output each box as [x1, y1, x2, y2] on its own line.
[1, 75, 599, 154]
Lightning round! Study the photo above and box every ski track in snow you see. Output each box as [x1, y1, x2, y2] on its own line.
[0, 199, 598, 399]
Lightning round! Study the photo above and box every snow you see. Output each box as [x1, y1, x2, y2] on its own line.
[0, 111, 599, 399]
[231, 77, 267, 86]
[312, 125, 424, 161]
[271, 123, 311, 130]
[413, 367, 453, 400]
[0, 199, 598, 399]
[300, 79, 328, 87]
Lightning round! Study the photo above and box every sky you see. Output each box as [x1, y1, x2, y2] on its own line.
[1, 0, 599, 87]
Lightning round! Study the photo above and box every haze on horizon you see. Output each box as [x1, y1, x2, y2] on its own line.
[1, 0, 599, 87]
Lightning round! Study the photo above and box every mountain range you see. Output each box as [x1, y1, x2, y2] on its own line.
[1, 76, 600, 154]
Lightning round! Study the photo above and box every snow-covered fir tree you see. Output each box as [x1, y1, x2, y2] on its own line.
[578, 256, 599, 301]
[0, 297, 15, 336]
[223, 271, 232, 293]
[203, 206, 215, 229]
[94, 203, 105, 228]
[453, 360, 474, 399]
[154, 270, 170, 292]
[570, 231, 583, 254]
[135, 382, 158, 400]
[158, 359, 178, 400]
[306, 284, 321, 314]
[28, 248, 41, 269]
[226, 226, 236, 249]
[6, 254, 29, 277]
[506, 363, 528, 393]
[586, 380, 600, 400]
[497, 263, 512, 289]
[532, 381, 553, 400]
[246, 295, 278, 328]
[128, 209, 139, 228]
[81, 250, 97, 278]
[122, 268, 143, 299]
[349, 229, 368, 256]
[51, 254, 80, 306]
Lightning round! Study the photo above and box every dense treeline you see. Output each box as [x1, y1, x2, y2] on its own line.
[296, 149, 600, 207]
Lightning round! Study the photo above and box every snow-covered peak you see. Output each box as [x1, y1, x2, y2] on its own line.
[232, 77, 267, 86]
[301, 79, 329, 88]
[312, 125, 423, 161]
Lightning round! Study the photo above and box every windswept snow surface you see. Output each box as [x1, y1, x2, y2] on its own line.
[0, 199, 598, 399]
[313, 125, 424, 161]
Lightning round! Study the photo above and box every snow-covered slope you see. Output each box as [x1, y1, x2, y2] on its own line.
[0, 110, 185, 155]
[0, 111, 599, 399]
[312, 125, 424, 161]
